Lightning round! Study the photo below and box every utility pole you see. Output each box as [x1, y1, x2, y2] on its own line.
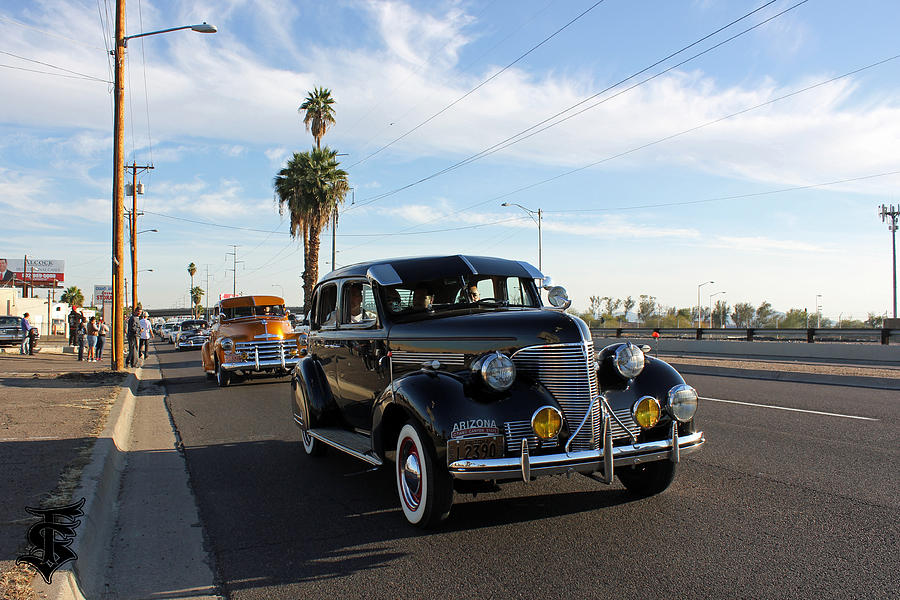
[125, 162, 153, 310]
[111, 0, 126, 371]
[203, 264, 212, 320]
[879, 204, 899, 319]
[226, 245, 243, 297]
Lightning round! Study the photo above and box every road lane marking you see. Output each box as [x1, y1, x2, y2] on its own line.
[700, 397, 879, 421]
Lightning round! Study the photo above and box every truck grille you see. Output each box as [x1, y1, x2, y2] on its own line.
[235, 340, 295, 361]
[512, 342, 599, 452]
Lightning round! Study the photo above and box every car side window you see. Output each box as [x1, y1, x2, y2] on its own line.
[341, 281, 377, 327]
[314, 284, 337, 330]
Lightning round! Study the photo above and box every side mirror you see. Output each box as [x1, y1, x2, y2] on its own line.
[541, 276, 554, 290]
[547, 286, 572, 310]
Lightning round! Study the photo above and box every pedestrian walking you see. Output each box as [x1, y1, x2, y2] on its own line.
[20, 313, 31, 355]
[67, 306, 80, 345]
[126, 308, 140, 367]
[86, 316, 99, 362]
[96, 317, 109, 362]
[138, 311, 151, 363]
[76, 318, 87, 361]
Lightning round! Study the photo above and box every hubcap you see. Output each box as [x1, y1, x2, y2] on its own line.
[399, 438, 422, 510]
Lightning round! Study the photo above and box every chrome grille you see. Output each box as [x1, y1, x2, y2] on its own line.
[512, 342, 598, 451]
[235, 340, 295, 361]
[592, 403, 640, 442]
[504, 420, 559, 454]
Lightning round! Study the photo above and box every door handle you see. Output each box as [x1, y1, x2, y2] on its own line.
[321, 344, 341, 349]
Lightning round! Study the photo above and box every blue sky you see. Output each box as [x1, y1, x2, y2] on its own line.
[1, 0, 898, 320]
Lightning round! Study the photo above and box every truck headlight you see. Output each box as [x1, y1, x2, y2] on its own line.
[220, 337, 234, 351]
[614, 342, 644, 379]
[473, 352, 516, 391]
[668, 384, 698, 422]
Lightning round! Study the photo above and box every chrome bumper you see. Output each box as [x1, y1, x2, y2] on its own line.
[221, 357, 299, 371]
[448, 429, 705, 481]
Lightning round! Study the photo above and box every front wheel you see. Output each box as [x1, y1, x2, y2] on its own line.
[215, 358, 231, 387]
[395, 421, 453, 528]
[617, 460, 677, 497]
[301, 429, 326, 456]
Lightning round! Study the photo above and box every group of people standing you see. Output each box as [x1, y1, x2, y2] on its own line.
[67, 307, 109, 362]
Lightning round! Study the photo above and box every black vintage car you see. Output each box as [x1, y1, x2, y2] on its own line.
[291, 255, 704, 527]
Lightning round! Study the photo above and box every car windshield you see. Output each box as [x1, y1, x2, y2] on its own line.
[181, 320, 207, 330]
[381, 274, 539, 322]
[0, 316, 19, 326]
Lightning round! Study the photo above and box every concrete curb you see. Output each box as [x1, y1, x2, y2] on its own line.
[42, 367, 142, 600]
[671, 362, 900, 391]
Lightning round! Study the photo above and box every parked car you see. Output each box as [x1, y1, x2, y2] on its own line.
[201, 295, 307, 386]
[291, 255, 704, 527]
[0, 315, 25, 346]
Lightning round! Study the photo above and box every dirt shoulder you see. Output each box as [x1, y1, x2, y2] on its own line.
[0, 353, 129, 599]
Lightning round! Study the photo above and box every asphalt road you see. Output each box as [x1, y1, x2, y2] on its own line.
[155, 340, 899, 600]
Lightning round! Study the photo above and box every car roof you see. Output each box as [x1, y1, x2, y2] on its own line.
[218, 295, 284, 308]
[319, 255, 543, 286]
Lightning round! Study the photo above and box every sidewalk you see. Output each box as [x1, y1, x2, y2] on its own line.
[0, 352, 128, 598]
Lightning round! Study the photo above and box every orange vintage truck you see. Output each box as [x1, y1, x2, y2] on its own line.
[201, 295, 307, 386]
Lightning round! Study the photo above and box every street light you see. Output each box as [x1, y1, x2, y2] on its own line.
[815, 294, 823, 328]
[501, 202, 542, 271]
[878, 204, 898, 318]
[697, 281, 714, 328]
[709, 291, 725, 328]
[111, 12, 216, 372]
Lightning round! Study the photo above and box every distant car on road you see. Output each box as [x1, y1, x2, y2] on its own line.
[291, 255, 705, 527]
[173, 319, 208, 346]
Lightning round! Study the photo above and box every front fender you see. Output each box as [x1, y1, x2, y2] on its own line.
[373, 370, 561, 464]
[291, 357, 339, 430]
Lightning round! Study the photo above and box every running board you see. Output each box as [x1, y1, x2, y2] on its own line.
[308, 427, 383, 466]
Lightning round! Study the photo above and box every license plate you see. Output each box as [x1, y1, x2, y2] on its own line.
[447, 435, 505, 462]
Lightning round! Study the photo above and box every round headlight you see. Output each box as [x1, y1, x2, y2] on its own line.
[547, 286, 572, 309]
[668, 384, 698, 422]
[220, 337, 234, 351]
[632, 396, 661, 429]
[478, 352, 516, 391]
[532, 406, 563, 440]
[614, 342, 644, 379]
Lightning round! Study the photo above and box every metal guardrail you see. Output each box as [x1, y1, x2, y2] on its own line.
[591, 327, 898, 345]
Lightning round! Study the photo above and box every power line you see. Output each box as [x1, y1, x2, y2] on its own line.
[0, 50, 110, 81]
[343, 50, 899, 251]
[345, 0, 798, 212]
[0, 14, 106, 50]
[0, 62, 110, 82]
[347, 0, 609, 169]
[542, 170, 900, 214]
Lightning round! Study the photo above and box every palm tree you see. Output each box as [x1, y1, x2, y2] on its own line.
[274, 147, 349, 311]
[61, 286, 84, 307]
[298, 87, 336, 149]
[190, 286, 205, 318]
[187, 262, 197, 316]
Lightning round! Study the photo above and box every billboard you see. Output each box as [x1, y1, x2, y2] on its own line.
[94, 285, 113, 304]
[0, 258, 65, 285]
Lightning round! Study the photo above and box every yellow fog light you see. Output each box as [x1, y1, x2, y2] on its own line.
[633, 396, 661, 429]
[532, 406, 563, 440]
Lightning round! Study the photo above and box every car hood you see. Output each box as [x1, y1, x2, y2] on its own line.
[387, 308, 587, 356]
